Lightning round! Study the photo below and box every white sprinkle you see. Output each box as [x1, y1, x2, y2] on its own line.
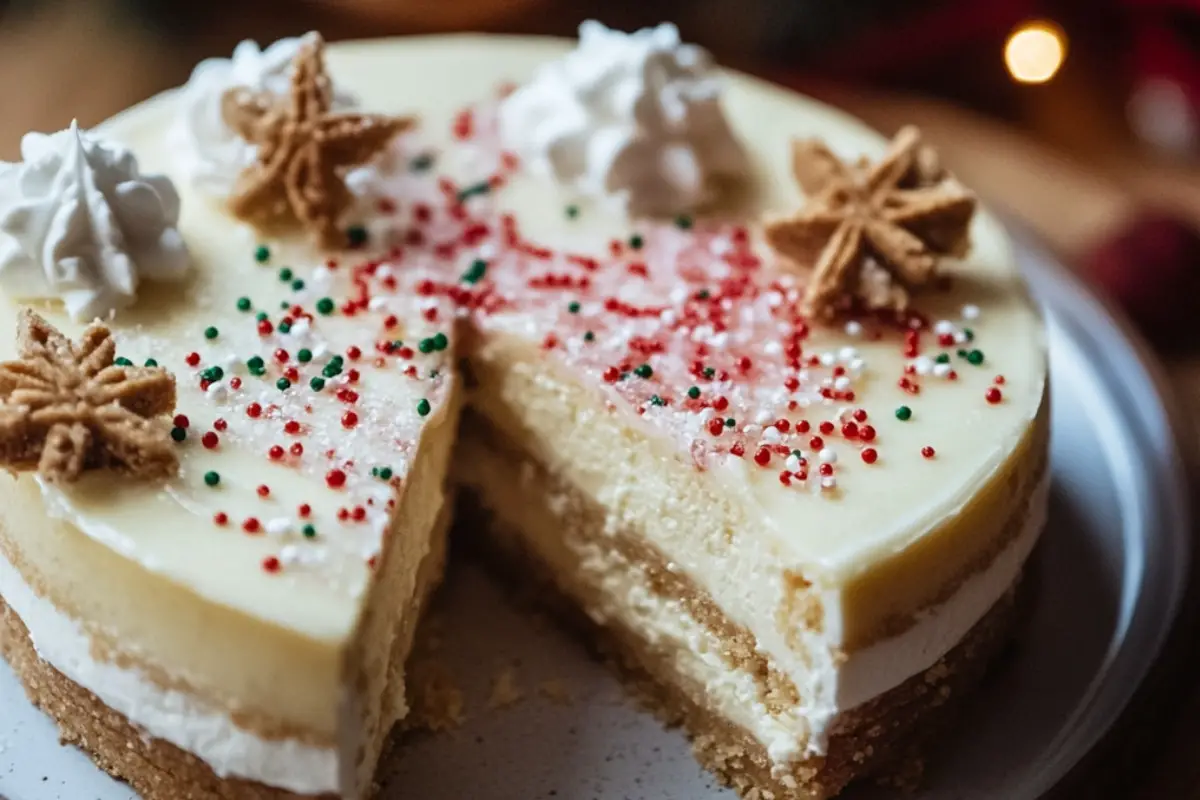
[476, 242, 498, 259]
[833, 376, 851, 391]
[913, 356, 933, 376]
[669, 286, 689, 305]
[847, 357, 866, 375]
[962, 304, 980, 320]
[821, 476, 837, 490]
[785, 454, 802, 471]
[709, 332, 729, 348]
[819, 448, 838, 464]
[265, 518, 293, 537]
[819, 352, 836, 367]
[934, 320, 955, 335]
[660, 309, 677, 326]
[279, 545, 301, 566]
[764, 340, 782, 356]
[761, 426, 782, 444]
[206, 382, 229, 403]
[766, 291, 785, 308]
[369, 296, 388, 311]
[742, 424, 761, 438]
[710, 238, 733, 256]
[843, 321, 863, 337]
[954, 331, 969, 344]
[933, 362, 952, 378]
[838, 346, 858, 362]
[222, 354, 243, 373]
[755, 409, 774, 425]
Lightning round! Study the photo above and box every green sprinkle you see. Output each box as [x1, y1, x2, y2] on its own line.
[309, 376, 326, 391]
[963, 328, 975, 341]
[247, 356, 265, 370]
[895, 405, 912, 421]
[280, 300, 290, 310]
[432, 332, 448, 351]
[254, 245, 270, 263]
[696, 289, 711, 300]
[935, 353, 951, 364]
[346, 225, 368, 247]
[567, 301, 581, 314]
[565, 204, 580, 219]
[649, 394, 665, 407]
[236, 297, 252, 312]
[724, 418, 736, 428]
[418, 338, 434, 354]
[377, 467, 393, 481]
[956, 348, 968, 358]
[203, 471, 220, 487]
[276, 377, 291, 391]
[461, 258, 487, 284]
[456, 181, 491, 203]
[966, 349, 984, 366]
[255, 311, 269, 322]
[329, 355, 344, 368]
[321, 364, 341, 378]
[201, 366, 224, 382]
[279, 267, 294, 282]
[297, 348, 313, 363]
[301, 524, 317, 538]
[203, 326, 219, 340]
[170, 427, 187, 442]
[687, 386, 701, 399]
[792, 449, 803, 458]
[278, 321, 292, 334]
[429, 369, 439, 378]
[629, 233, 644, 249]
[702, 367, 715, 379]
[291, 279, 305, 291]
[674, 215, 693, 230]
[410, 153, 434, 172]
[316, 297, 335, 315]
[416, 398, 431, 417]
[144, 358, 158, 367]
[634, 364, 653, 379]
[114, 356, 133, 367]
[583, 331, 595, 342]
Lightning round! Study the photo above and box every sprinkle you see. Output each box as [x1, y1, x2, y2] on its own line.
[204, 471, 220, 487]
[236, 297, 252, 311]
[565, 204, 579, 219]
[674, 215, 693, 230]
[302, 524, 317, 538]
[986, 387, 1003, 404]
[310, 376, 326, 391]
[262, 556, 281, 573]
[268, 445, 285, 460]
[861, 448, 878, 464]
[922, 446, 936, 458]
[291, 279, 305, 291]
[629, 233, 644, 249]
[966, 349, 984, 365]
[634, 364, 653, 379]
[298, 348, 313, 363]
[115, 357, 133, 367]
[962, 304, 980, 320]
[276, 377, 291, 391]
[213, 512, 228, 525]
[279, 267, 294, 282]
[346, 225, 369, 247]
[243, 517, 261, 533]
[325, 469, 347, 488]
[170, 427, 187, 442]
[844, 321, 863, 337]
[687, 386, 701, 399]
[567, 301, 581, 314]
[254, 245, 270, 263]
[933, 320, 955, 335]
[461, 258, 488, 284]
[895, 405, 912, 421]
[410, 153, 434, 171]
[257, 484, 271, 498]
[202, 432, 219, 449]
[316, 298, 335, 315]
[144, 358, 158, 367]
[417, 398, 431, 416]
[818, 448, 837, 464]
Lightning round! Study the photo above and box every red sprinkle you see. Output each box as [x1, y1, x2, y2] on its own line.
[257, 484, 270, 498]
[346, 345, 362, 361]
[342, 411, 359, 429]
[185, 352, 201, 367]
[754, 447, 771, 466]
[860, 425, 877, 442]
[707, 417, 725, 437]
[268, 445, 285, 461]
[298, 504, 312, 518]
[853, 409, 868, 422]
[986, 387, 1003, 404]
[257, 319, 274, 336]
[819, 421, 835, 435]
[351, 506, 367, 522]
[819, 463, 834, 476]
[213, 512, 228, 526]
[841, 422, 859, 439]
[242, 517, 261, 533]
[290, 443, 304, 456]
[201, 432, 219, 450]
[809, 436, 824, 451]
[922, 446, 937, 459]
[284, 420, 301, 435]
[326, 469, 347, 489]
[994, 375, 1006, 385]
[602, 367, 620, 383]
[796, 420, 811, 434]
[262, 556, 281, 573]
[173, 414, 190, 428]
[213, 418, 228, 431]
[861, 448, 878, 464]
[247, 403, 263, 419]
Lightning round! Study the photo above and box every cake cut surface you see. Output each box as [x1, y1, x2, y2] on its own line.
[0, 28, 1049, 800]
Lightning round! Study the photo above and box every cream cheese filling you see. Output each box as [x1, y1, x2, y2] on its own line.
[0, 550, 338, 795]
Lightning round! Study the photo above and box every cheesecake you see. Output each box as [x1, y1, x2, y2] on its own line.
[0, 25, 1049, 800]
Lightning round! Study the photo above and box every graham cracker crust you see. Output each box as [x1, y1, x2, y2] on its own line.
[456, 492, 1023, 800]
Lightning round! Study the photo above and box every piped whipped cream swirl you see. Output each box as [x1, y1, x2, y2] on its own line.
[0, 121, 190, 321]
[500, 20, 747, 216]
[171, 33, 355, 196]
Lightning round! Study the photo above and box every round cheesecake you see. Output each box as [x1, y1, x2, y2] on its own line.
[0, 28, 1048, 800]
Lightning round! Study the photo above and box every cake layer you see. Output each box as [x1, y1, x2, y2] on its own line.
[454, 410, 1045, 760]
[456, 483, 1024, 800]
[0, 498, 451, 798]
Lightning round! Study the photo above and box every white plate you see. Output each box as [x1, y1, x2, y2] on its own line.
[0, 235, 1190, 800]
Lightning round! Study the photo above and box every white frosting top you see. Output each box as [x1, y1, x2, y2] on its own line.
[0, 121, 189, 321]
[499, 20, 747, 216]
[170, 33, 355, 196]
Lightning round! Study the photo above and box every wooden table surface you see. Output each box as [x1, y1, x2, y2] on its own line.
[2, 4, 1199, 798]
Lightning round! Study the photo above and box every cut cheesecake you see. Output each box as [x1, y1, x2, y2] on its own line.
[0, 29, 1048, 800]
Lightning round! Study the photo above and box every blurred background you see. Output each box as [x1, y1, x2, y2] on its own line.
[1, 0, 1200, 795]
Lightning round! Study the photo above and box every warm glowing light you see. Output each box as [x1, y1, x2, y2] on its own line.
[1004, 21, 1067, 84]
